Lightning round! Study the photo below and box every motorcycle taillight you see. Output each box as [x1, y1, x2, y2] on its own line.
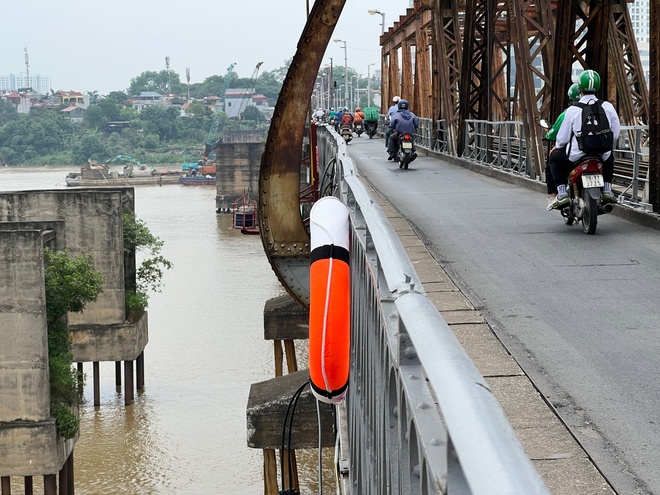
[404, 134, 411, 140]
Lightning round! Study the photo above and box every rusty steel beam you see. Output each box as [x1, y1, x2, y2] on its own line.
[380, 4, 433, 114]
[432, 0, 463, 154]
[551, 1, 580, 119]
[650, 1, 659, 212]
[414, 24, 433, 118]
[401, 39, 415, 108]
[258, 0, 347, 308]
[457, 0, 489, 154]
[508, 0, 548, 178]
[608, 0, 650, 128]
[458, 0, 513, 153]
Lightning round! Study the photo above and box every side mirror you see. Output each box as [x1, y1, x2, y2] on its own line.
[539, 119, 551, 129]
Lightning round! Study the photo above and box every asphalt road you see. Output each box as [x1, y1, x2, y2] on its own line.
[347, 134, 660, 495]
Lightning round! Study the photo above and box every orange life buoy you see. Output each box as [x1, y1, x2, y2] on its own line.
[309, 197, 350, 404]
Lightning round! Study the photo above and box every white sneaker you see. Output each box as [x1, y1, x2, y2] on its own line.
[547, 194, 570, 211]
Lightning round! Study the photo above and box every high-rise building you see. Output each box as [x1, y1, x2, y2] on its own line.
[629, 0, 650, 85]
[0, 73, 51, 94]
[629, 0, 650, 43]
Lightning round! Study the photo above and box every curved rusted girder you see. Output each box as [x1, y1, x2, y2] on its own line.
[258, 0, 346, 309]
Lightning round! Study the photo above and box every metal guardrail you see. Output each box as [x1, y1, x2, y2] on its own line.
[378, 115, 449, 153]
[458, 119, 651, 210]
[463, 120, 528, 176]
[316, 126, 549, 494]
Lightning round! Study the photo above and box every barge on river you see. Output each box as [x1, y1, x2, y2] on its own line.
[65, 160, 182, 187]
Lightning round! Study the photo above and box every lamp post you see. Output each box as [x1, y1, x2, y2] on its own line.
[368, 9, 386, 34]
[367, 63, 375, 106]
[333, 39, 348, 108]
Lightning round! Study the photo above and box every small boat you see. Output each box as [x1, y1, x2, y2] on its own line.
[179, 175, 217, 186]
[231, 191, 259, 234]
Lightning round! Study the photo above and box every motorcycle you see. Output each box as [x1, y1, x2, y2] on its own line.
[365, 121, 378, 139]
[354, 121, 364, 137]
[339, 124, 353, 143]
[397, 133, 417, 170]
[539, 119, 613, 235]
[558, 157, 614, 234]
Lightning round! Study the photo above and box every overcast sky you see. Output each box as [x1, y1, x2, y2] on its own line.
[0, 1, 411, 96]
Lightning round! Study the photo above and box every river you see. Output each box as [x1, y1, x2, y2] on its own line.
[0, 166, 327, 494]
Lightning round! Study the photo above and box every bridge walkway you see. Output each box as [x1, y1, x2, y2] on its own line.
[342, 133, 660, 494]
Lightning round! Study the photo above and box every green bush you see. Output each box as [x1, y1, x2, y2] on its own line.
[54, 403, 79, 440]
[43, 248, 103, 438]
[122, 210, 173, 315]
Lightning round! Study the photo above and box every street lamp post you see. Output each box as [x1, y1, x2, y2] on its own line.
[367, 63, 375, 106]
[333, 39, 348, 109]
[368, 9, 386, 34]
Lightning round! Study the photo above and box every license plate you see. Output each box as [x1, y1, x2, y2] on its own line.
[402, 142, 413, 149]
[581, 174, 604, 188]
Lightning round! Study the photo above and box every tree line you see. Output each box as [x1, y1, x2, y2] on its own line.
[0, 63, 366, 166]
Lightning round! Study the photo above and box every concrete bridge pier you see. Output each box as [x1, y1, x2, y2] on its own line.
[81, 353, 144, 407]
[0, 451, 75, 495]
[246, 294, 336, 494]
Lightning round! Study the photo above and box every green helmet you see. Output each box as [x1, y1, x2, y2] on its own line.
[567, 83, 580, 100]
[577, 69, 600, 92]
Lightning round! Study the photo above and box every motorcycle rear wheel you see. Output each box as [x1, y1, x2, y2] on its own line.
[401, 153, 411, 170]
[581, 189, 598, 235]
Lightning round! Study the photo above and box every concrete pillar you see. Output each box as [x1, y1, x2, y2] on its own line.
[115, 362, 122, 388]
[66, 452, 74, 495]
[136, 352, 145, 391]
[124, 360, 134, 406]
[93, 362, 100, 407]
[58, 460, 68, 495]
[43, 475, 55, 495]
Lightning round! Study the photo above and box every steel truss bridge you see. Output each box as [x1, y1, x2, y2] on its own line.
[256, 0, 659, 492]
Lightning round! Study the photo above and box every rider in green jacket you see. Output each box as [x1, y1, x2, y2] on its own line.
[544, 83, 580, 207]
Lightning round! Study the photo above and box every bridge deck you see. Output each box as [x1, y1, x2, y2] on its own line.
[344, 133, 660, 494]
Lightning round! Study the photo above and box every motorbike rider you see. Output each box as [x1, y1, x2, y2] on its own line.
[340, 107, 353, 127]
[313, 107, 325, 122]
[353, 107, 365, 125]
[335, 107, 344, 131]
[547, 69, 620, 210]
[387, 99, 419, 161]
[544, 83, 580, 208]
[385, 96, 401, 148]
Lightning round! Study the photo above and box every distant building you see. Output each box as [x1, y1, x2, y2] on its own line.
[629, 0, 650, 85]
[224, 88, 255, 118]
[60, 105, 85, 123]
[131, 91, 164, 112]
[629, 0, 650, 43]
[0, 73, 51, 95]
[224, 89, 272, 119]
[54, 90, 89, 109]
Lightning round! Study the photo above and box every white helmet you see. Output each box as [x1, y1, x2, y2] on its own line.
[393, 96, 400, 103]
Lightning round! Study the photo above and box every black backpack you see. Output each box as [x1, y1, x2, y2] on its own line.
[575, 100, 614, 155]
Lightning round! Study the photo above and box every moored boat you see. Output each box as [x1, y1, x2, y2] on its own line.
[179, 175, 217, 186]
[231, 191, 259, 234]
[65, 160, 182, 187]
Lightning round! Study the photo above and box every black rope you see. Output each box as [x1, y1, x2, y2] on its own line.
[279, 379, 309, 494]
